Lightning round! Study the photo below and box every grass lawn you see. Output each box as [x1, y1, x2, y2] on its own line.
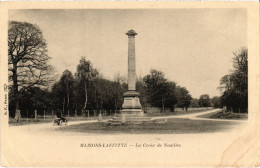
[56, 118, 241, 134]
[146, 108, 215, 117]
[197, 111, 248, 120]
[9, 116, 113, 126]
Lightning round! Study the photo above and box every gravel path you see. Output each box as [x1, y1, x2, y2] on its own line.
[152, 109, 247, 123]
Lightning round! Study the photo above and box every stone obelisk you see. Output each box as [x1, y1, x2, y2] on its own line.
[108, 29, 150, 124]
[121, 29, 143, 116]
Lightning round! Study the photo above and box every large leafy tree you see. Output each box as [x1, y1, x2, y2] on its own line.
[51, 70, 74, 115]
[163, 82, 178, 112]
[232, 48, 248, 112]
[8, 21, 53, 120]
[9, 87, 52, 118]
[60, 70, 74, 115]
[219, 48, 248, 113]
[211, 96, 222, 108]
[144, 69, 178, 111]
[90, 78, 121, 111]
[50, 81, 64, 110]
[75, 57, 98, 111]
[198, 94, 211, 107]
[143, 69, 167, 109]
[176, 86, 192, 111]
[113, 73, 126, 111]
[190, 98, 199, 108]
[136, 76, 148, 107]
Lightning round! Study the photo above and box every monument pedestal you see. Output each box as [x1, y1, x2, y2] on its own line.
[108, 91, 151, 125]
[121, 90, 143, 116]
[121, 90, 144, 117]
[121, 109, 144, 116]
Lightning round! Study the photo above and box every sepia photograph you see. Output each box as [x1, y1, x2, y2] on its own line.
[1, 2, 259, 167]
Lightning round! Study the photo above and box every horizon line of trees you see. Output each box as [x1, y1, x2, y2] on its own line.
[8, 21, 247, 120]
[9, 56, 218, 118]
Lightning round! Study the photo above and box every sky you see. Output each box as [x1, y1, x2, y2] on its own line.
[8, 9, 247, 98]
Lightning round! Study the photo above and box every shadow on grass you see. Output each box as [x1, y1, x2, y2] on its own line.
[56, 118, 241, 134]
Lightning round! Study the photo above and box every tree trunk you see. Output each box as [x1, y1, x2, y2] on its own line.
[240, 92, 243, 113]
[15, 109, 21, 122]
[100, 99, 103, 111]
[63, 97, 65, 112]
[12, 63, 21, 122]
[162, 96, 165, 112]
[94, 89, 98, 109]
[171, 106, 175, 112]
[115, 97, 118, 111]
[34, 110, 38, 122]
[67, 83, 70, 116]
[83, 81, 88, 110]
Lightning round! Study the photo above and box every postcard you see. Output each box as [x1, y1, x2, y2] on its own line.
[0, 2, 259, 167]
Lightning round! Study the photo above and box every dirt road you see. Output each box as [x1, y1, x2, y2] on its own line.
[152, 108, 247, 123]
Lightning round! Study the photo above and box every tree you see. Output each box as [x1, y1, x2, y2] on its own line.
[219, 48, 248, 113]
[211, 96, 222, 108]
[75, 57, 98, 111]
[52, 70, 74, 115]
[9, 87, 52, 118]
[50, 81, 64, 111]
[113, 73, 126, 110]
[232, 48, 248, 112]
[136, 76, 148, 107]
[143, 69, 167, 110]
[164, 82, 178, 112]
[143, 69, 179, 112]
[176, 86, 192, 111]
[91, 77, 108, 110]
[60, 70, 74, 115]
[8, 21, 53, 121]
[190, 98, 199, 108]
[198, 94, 211, 107]
[219, 75, 233, 91]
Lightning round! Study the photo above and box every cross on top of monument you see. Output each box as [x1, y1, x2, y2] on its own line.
[126, 29, 137, 36]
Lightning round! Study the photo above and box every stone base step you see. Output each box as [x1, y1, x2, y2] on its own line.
[111, 117, 151, 122]
[107, 115, 151, 125]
